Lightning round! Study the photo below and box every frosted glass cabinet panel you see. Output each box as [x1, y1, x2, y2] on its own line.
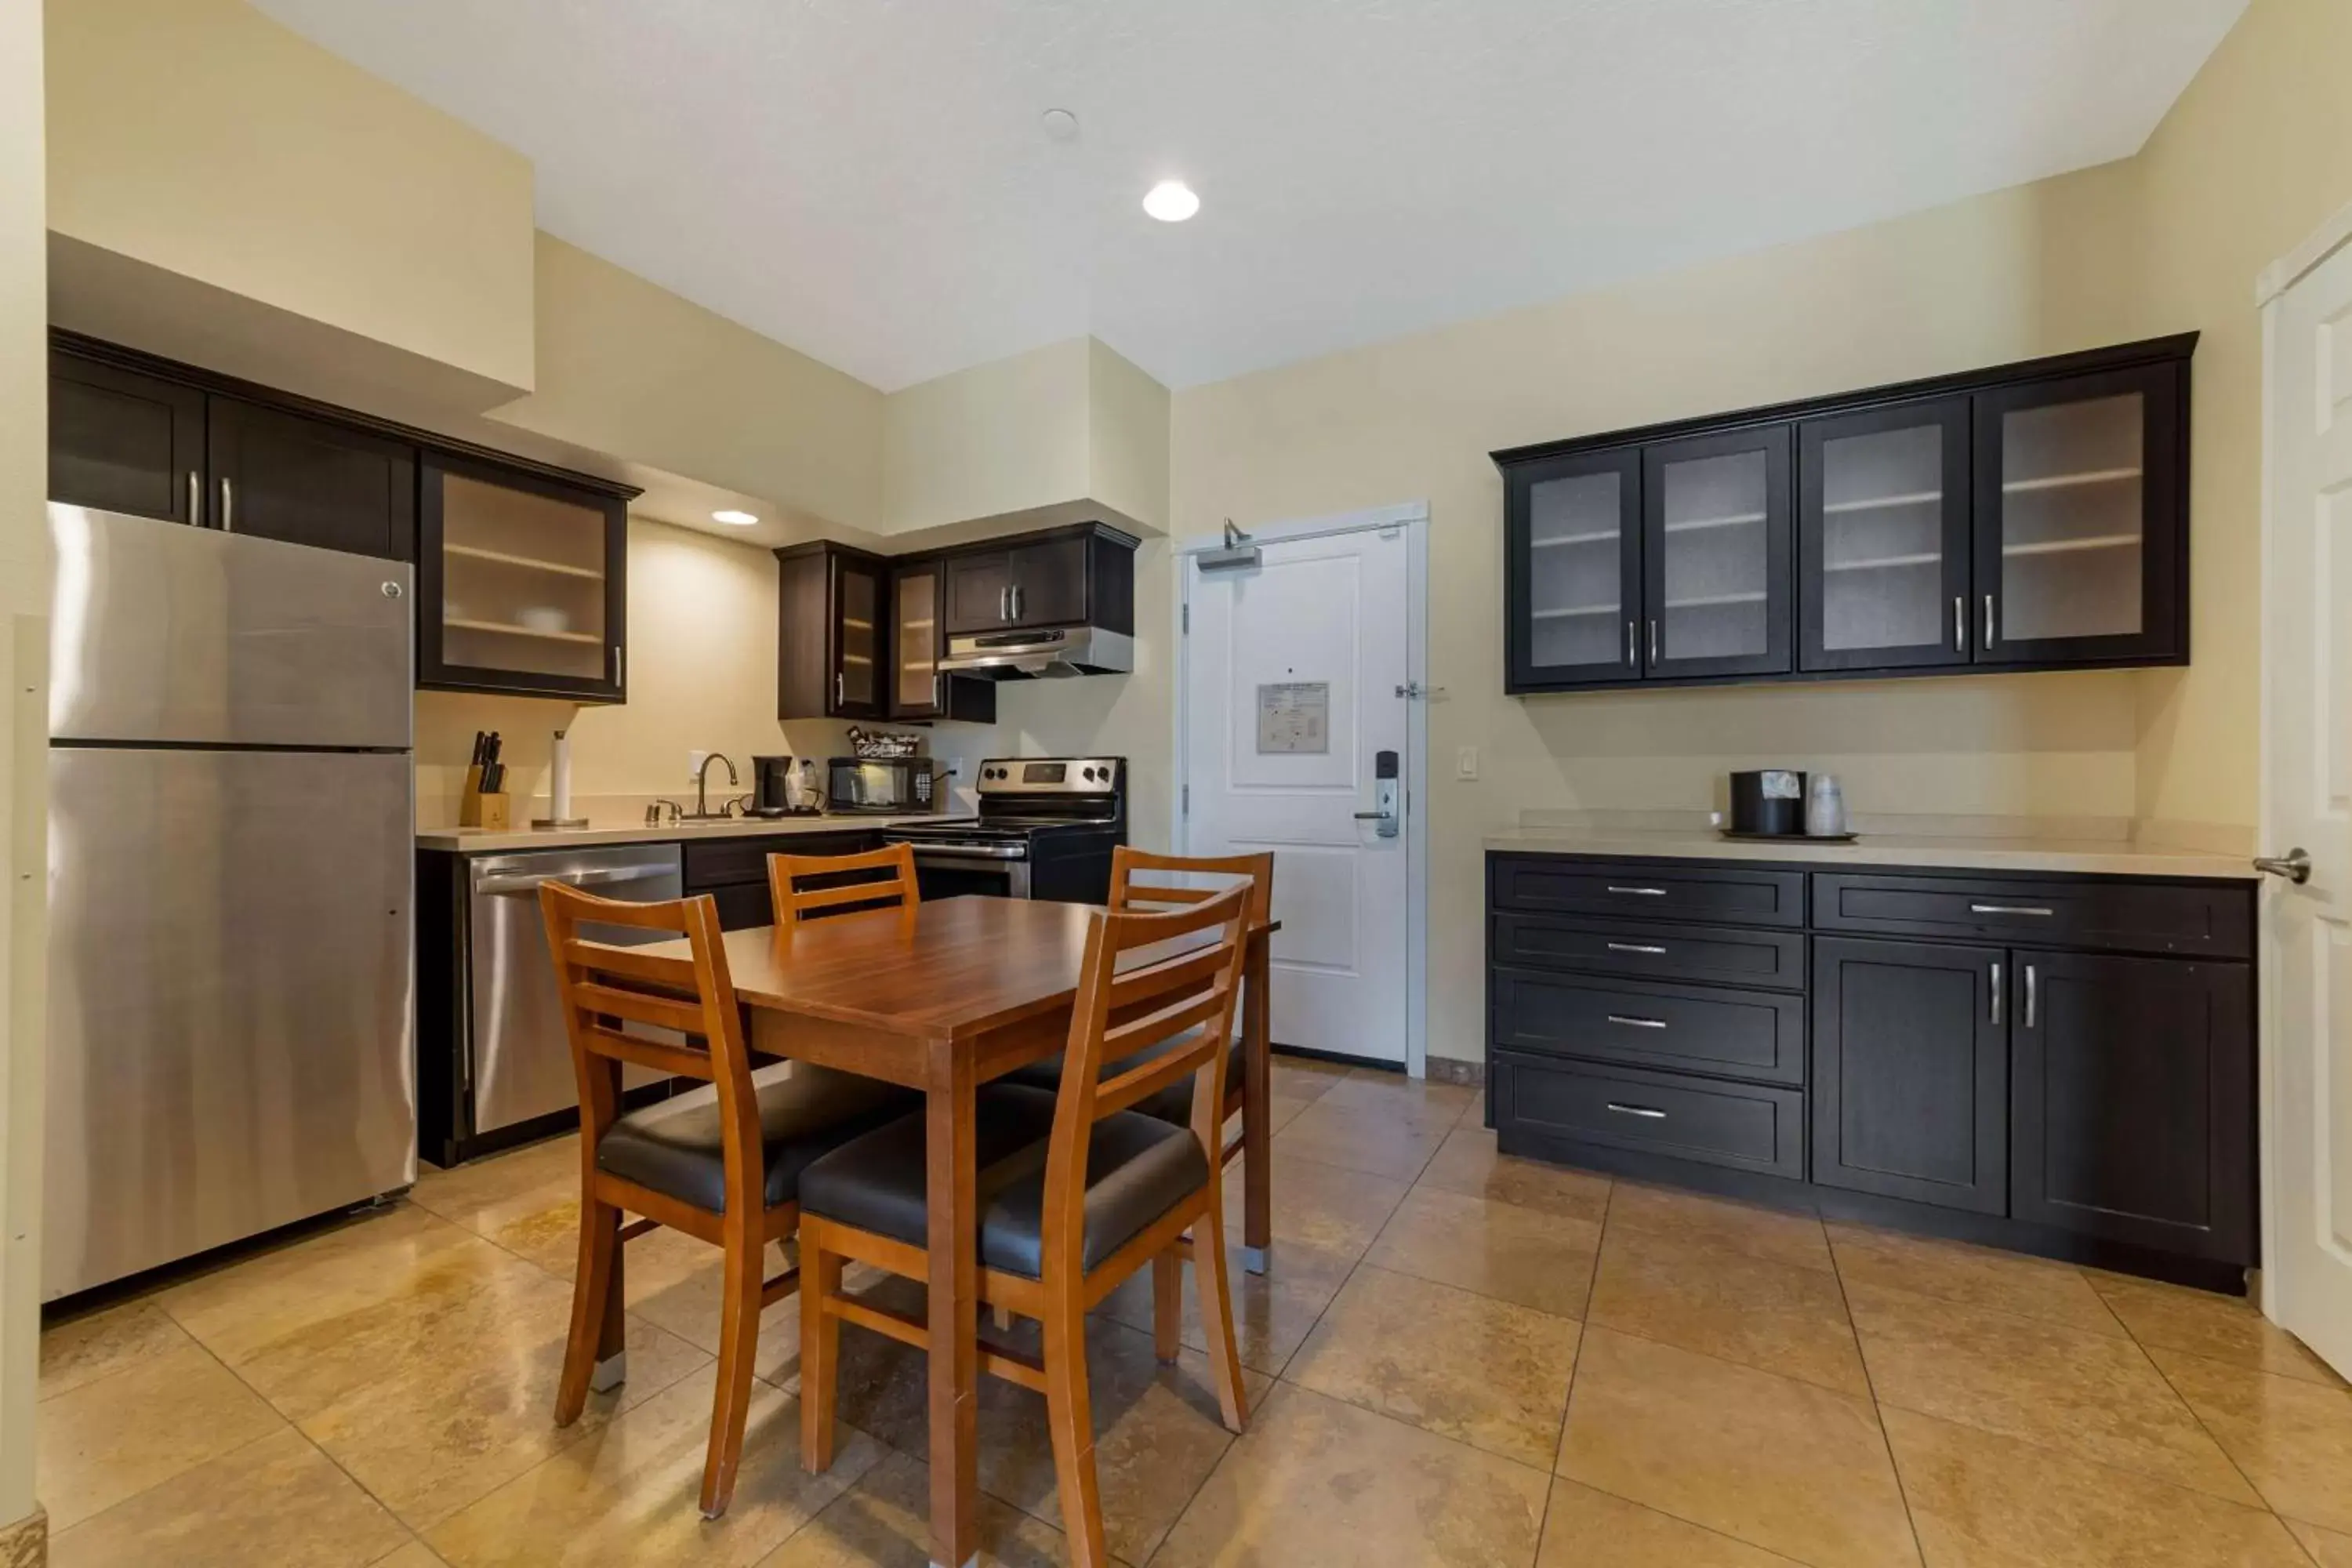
[1506, 448, 1641, 687]
[1798, 399, 1972, 672]
[1643, 426, 1791, 679]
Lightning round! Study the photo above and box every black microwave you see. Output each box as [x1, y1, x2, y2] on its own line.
[827, 756, 935, 814]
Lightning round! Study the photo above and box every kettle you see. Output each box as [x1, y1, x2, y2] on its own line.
[751, 755, 815, 816]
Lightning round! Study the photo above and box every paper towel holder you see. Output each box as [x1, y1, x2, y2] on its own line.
[530, 726, 591, 830]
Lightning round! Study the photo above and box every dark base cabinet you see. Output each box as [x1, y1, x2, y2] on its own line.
[1487, 851, 2257, 1291]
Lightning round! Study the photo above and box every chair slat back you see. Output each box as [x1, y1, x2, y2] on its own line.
[1110, 846, 1273, 928]
[1039, 886, 1252, 1275]
[768, 843, 920, 926]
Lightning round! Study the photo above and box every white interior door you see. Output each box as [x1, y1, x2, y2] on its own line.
[2259, 229, 2352, 1378]
[1182, 525, 1411, 1064]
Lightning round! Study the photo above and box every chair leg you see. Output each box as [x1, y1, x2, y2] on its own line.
[1192, 1196, 1249, 1434]
[799, 1238, 843, 1475]
[556, 1196, 623, 1426]
[1152, 1248, 1183, 1364]
[1042, 1294, 1109, 1568]
[700, 1225, 764, 1519]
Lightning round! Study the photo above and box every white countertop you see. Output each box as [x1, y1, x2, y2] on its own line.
[1483, 826, 2259, 881]
[417, 812, 941, 855]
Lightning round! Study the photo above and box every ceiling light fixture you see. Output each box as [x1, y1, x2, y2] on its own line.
[711, 509, 759, 526]
[1142, 180, 1200, 223]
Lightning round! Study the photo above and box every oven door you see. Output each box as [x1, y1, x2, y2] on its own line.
[905, 842, 1031, 900]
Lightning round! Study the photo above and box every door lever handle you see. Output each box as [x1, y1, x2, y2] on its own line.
[2254, 848, 2313, 884]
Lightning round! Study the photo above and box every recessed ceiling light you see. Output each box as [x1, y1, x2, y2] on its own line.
[1143, 180, 1200, 223]
[1040, 107, 1079, 143]
[711, 509, 759, 526]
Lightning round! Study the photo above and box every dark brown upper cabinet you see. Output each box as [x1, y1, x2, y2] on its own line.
[49, 352, 206, 524]
[419, 451, 629, 703]
[777, 541, 888, 721]
[1496, 334, 2194, 695]
[208, 397, 416, 561]
[887, 557, 996, 724]
[942, 525, 1127, 634]
[1798, 397, 1973, 673]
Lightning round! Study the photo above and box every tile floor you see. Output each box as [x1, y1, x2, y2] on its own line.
[35, 1057, 2352, 1566]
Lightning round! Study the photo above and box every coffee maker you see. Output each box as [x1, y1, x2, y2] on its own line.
[750, 756, 820, 817]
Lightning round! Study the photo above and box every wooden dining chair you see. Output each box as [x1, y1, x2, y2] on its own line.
[1106, 846, 1272, 1136]
[793, 886, 1256, 1568]
[538, 883, 912, 1518]
[766, 841, 920, 926]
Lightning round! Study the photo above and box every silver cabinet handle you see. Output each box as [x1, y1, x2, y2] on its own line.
[1984, 593, 1996, 647]
[1650, 619, 1661, 664]
[1954, 595, 1965, 653]
[1991, 960, 2002, 1025]
[1607, 885, 1668, 897]
[934, 671, 943, 709]
[1624, 619, 1636, 666]
[2024, 964, 2038, 1029]
[220, 475, 234, 533]
[1606, 1014, 1668, 1029]
[2254, 848, 2313, 884]
[1970, 903, 2053, 916]
[1606, 1102, 1667, 1120]
[1606, 942, 1666, 956]
[1012, 584, 1024, 620]
[613, 645, 623, 686]
[188, 470, 201, 524]
[835, 670, 844, 706]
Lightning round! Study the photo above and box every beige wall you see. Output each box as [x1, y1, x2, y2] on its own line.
[1, 0, 43, 1534]
[2131, 0, 2352, 830]
[45, 0, 535, 400]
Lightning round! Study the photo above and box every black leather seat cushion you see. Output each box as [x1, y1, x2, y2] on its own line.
[1004, 1031, 1242, 1126]
[597, 1063, 916, 1215]
[797, 1084, 1210, 1279]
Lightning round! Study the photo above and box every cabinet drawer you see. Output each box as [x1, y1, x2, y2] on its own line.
[1491, 856, 1804, 928]
[1492, 913, 1805, 991]
[1811, 872, 2251, 959]
[1491, 969, 1803, 1087]
[683, 831, 876, 891]
[1494, 1052, 1804, 1180]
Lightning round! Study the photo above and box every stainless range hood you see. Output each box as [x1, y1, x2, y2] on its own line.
[939, 624, 1134, 679]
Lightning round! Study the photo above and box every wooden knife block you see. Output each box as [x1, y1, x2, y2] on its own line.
[459, 765, 511, 830]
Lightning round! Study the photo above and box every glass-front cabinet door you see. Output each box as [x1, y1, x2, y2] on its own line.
[891, 559, 943, 717]
[419, 452, 626, 701]
[1973, 365, 2184, 666]
[1798, 399, 1972, 673]
[1642, 425, 1792, 680]
[1506, 448, 1641, 688]
[832, 554, 885, 719]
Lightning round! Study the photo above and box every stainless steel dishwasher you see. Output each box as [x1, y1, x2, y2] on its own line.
[466, 843, 685, 1138]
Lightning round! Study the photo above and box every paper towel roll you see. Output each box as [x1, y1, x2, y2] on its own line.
[550, 728, 573, 821]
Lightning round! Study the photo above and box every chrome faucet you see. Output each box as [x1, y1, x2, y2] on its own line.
[688, 753, 739, 821]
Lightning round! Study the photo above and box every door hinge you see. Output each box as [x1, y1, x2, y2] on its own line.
[1181, 603, 1190, 634]
[1182, 783, 1190, 815]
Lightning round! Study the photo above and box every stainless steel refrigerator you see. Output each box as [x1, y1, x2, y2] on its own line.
[43, 503, 418, 1301]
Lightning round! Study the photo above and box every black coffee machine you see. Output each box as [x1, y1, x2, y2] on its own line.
[749, 755, 818, 817]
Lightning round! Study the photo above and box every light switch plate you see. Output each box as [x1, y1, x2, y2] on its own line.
[688, 750, 709, 782]
[1456, 746, 1479, 780]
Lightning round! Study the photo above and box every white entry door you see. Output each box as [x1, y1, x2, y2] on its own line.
[1181, 524, 1413, 1064]
[2259, 224, 2352, 1378]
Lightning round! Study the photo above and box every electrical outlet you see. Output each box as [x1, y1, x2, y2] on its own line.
[1456, 746, 1479, 780]
[688, 750, 708, 782]
[942, 756, 966, 780]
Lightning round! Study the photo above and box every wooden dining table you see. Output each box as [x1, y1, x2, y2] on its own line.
[660, 894, 1276, 1568]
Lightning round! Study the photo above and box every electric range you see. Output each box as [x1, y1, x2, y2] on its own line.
[882, 756, 1126, 902]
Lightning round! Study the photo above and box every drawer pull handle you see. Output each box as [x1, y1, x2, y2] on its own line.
[1606, 942, 1667, 956]
[1969, 903, 2054, 916]
[1606, 885, 1668, 896]
[1606, 1014, 1668, 1029]
[1606, 1102, 1668, 1120]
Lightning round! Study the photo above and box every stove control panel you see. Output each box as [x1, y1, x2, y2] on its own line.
[975, 757, 1125, 794]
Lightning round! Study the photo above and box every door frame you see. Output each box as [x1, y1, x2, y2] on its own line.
[1171, 501, 1432, 1080]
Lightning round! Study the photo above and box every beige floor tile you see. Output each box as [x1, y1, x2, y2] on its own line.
[1286, 1265, 1581, 1466]
[1536, 1478, 1804, 1567]
[1585, 1225, 1867, 1396]
[1152, 1381, 1550, 1568]
[375, 1547, 452, 1568]
[1555, 1327, 1918, 1568]
[1364, 1184, 1601, 1319]
[293, 1266, 712, 1530]
[1272, 1095, 1456, 1181]
[2147, 1344, 2352, 1534]
[1882, 1404, 2309, 1567]
[756, 1451, 1115, 1568]
[38, 1341, 288, 1530]
[1320, 1068, 1477, 1120]
[1603, 1184, 1833, 1273]
[2288, 1518, 2352, 1567]
[1829, 1224, 2124, 1337]
[40, 1299, 192, 1401]
[1267, 1054, 1353, 1103]
[1417, 1125, 1613, 1223]
[1844, 1279, 2259, 1507]
[1229, 1149, 1412, 1258]
[49, 1426, 408, 1568]
[826, 1305, 1265, 1566]
[2090, 1272, 2348, 1388]
[1261, 1092, 1316, 1137]
[426, 1367, 884, 1568]
[409, 1137, 582, 1230]
[1098, 1232, 1359, 1376]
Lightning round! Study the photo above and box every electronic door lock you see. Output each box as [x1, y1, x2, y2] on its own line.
[1354, 750, 1401, 839]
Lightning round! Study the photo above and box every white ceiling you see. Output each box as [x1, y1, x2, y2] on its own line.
[252, 0, 2244, 394]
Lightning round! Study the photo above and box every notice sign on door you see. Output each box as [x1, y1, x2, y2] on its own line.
[1256, 681, 1330, 754]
